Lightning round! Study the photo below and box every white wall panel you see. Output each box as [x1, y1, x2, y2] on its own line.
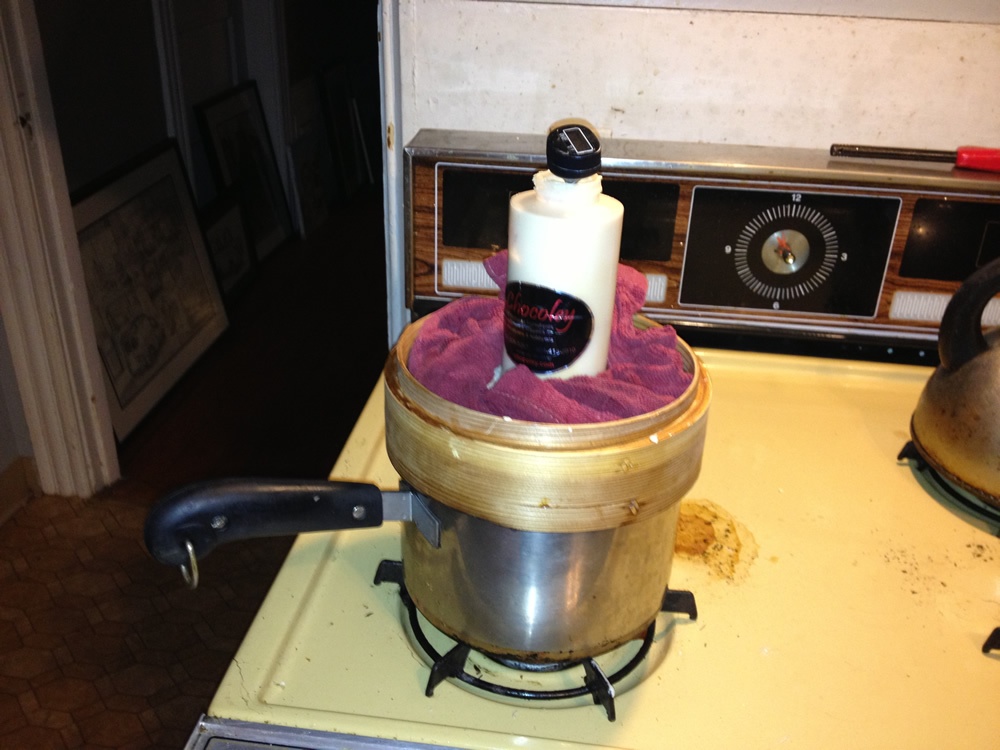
[396, 1, 1000, 149]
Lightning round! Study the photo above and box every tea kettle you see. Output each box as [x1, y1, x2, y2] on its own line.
[910, 257, 1000, 509]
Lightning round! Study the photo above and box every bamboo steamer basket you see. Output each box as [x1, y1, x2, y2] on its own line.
[383, 315, 711, 534]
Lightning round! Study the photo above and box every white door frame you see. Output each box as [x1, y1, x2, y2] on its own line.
[0, 0, 119, 497]
[378, 0, 407, 346]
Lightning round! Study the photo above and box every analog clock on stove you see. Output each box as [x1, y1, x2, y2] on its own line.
[679, 186, 901, 317]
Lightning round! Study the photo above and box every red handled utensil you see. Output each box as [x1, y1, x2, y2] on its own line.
[830, 144, 1000, 173]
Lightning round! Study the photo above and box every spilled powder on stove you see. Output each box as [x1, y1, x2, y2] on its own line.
[674, 499, 758, 582]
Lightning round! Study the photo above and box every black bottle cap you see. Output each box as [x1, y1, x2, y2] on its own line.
[546, 123, 602, 180]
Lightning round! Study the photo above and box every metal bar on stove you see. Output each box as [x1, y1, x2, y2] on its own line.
[830, 143, 957, 163]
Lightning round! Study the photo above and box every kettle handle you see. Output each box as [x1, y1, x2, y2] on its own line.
[939, 257, 1000, 371]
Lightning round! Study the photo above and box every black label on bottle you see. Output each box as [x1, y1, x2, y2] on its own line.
[503, 282, 593, 373]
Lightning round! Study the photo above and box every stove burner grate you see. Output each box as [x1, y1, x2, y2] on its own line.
[374, 559, 697, 721]
[984, 628, 1000, 654]
[898, 442, 1000, 527]
[899, 444, 1000, 657]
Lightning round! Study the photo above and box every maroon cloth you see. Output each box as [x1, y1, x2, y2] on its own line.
[408, 252, 693, 423]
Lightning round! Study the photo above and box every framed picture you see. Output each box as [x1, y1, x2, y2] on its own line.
[201, 193, 253, 298]
[320, 64, 372, 198]
[288, 131, 332, 238]
[287, 77, 336, 236]
[73, 141, 229, 439]
[196, 81, 294, 260]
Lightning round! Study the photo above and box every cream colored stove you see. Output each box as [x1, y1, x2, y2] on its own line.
[182, 134, 1000, 748]
[183, 344, 1000, 749]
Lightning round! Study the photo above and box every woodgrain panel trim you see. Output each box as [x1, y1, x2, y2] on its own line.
[405, 132, 1000, 345]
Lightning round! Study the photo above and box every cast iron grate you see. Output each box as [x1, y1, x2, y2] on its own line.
[984, 628, 1000, 654]
[898, 442, 1000, 526]
[899, 443, 1000, 656]
[374, 559, 697, 721]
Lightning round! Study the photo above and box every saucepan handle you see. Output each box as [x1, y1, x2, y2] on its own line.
[144, 478, 385, 580]
[939, 256, 1000, 371]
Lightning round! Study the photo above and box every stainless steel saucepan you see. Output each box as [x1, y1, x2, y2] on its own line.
[144, 477, 684, 663]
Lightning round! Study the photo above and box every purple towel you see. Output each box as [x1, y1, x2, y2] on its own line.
[407, 252, 693, 423]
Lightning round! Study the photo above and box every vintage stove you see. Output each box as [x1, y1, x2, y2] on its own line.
[183, 133, 1000, 749]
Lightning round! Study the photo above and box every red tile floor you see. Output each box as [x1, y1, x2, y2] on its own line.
[0, 193, 388, 748]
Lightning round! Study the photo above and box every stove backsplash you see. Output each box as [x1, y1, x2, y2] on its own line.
[404, 130, 1000, 363]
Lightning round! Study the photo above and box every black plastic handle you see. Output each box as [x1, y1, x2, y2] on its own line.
[939, 257, 1000, 372]
[143, 478, 385, 568]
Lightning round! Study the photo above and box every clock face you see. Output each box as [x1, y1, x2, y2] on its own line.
[679, 186, 901, 317]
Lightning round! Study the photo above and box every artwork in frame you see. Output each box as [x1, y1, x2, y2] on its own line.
[201, 193, 253, 298]
[287, 76, 335, 236]
[196, 81, 294, 260]
[288, 131, 332, 238]
[73, 141, 229, 439]
[320, 63, 373, 199]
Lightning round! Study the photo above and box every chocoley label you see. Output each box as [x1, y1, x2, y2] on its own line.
[503, 281, 593, 372]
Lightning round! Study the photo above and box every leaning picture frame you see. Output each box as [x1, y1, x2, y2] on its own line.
[196, 81, 294, 260]
[320, 63, 369, 199]
[73, 141, 229, 439]
[201, 191, 254, 299]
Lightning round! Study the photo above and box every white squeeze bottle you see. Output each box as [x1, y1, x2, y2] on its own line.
[502, 121, 624, 379]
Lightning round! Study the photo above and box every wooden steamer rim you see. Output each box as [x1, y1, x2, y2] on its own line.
[383, 315, 711, 533]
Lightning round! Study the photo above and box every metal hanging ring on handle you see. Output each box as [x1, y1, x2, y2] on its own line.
[180, 539, 199, 589]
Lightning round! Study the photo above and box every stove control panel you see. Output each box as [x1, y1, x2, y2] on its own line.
[404, 130, 1000, 353]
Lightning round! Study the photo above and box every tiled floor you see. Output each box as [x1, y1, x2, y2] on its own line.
[0, 493, 291, 749]
[0, 192, 388, 749]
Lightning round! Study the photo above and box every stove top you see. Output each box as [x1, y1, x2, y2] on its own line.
[186, 348, 1000, 749]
